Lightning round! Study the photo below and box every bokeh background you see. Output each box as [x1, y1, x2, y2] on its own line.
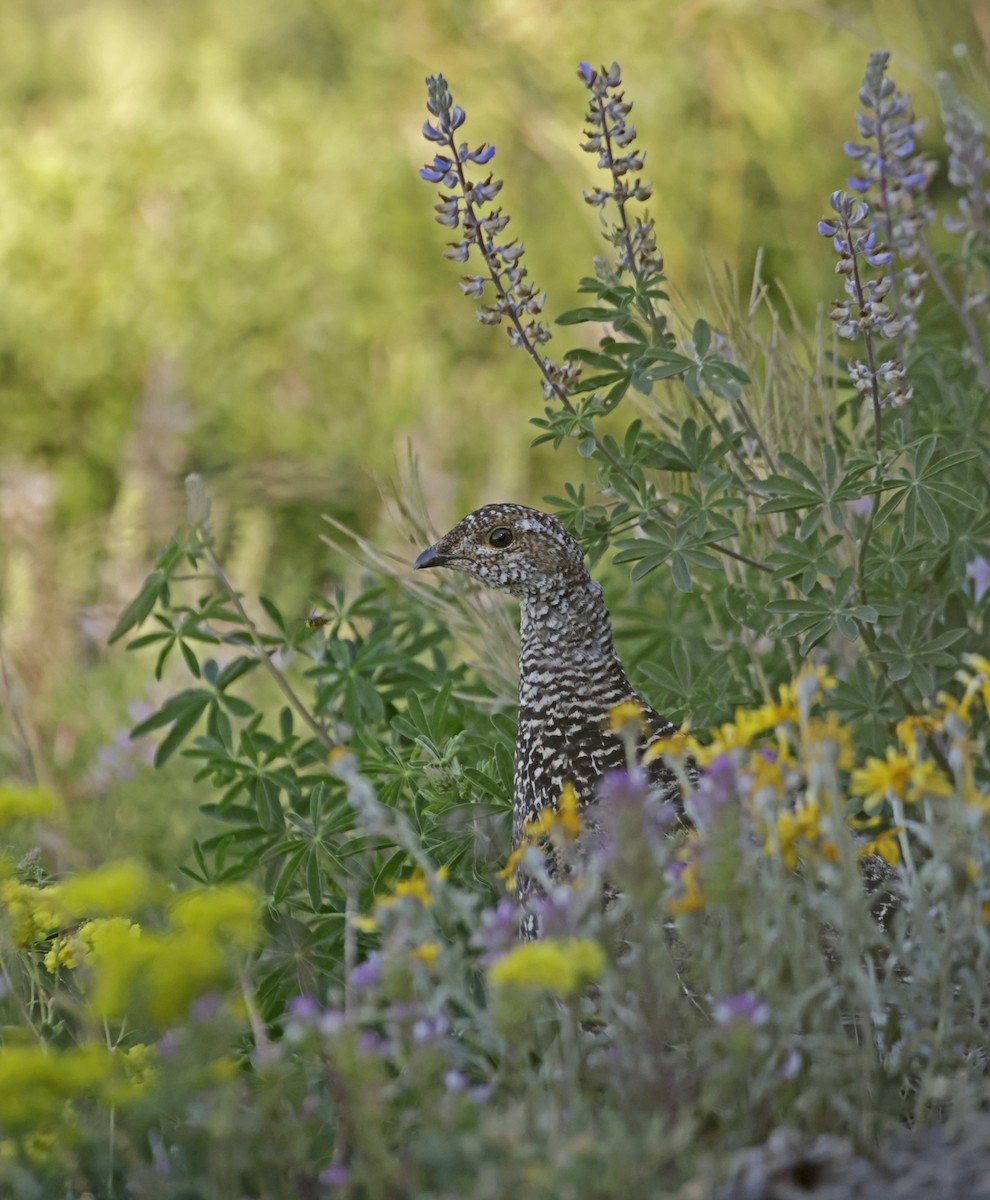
[0, 0, 986, 857]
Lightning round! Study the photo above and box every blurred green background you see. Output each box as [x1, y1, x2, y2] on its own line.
[0, 0, 986, 853]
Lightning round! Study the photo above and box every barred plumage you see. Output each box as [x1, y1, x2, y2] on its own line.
[415, 503, 689, 910]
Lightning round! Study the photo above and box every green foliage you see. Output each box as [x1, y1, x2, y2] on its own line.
[4, 37, 990, 1200]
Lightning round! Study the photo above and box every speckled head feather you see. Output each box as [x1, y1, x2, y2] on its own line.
[416, 503, 689, 935]
[414, 503, 589, 600]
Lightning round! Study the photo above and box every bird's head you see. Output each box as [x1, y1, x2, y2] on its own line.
[414, 503, 588, 599]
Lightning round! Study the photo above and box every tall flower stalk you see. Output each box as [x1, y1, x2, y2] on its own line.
[420, 74, 580, 405]
[577, 61, 670, 345]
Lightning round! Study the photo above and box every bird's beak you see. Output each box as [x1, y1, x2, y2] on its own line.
[414, 543, 449, 569]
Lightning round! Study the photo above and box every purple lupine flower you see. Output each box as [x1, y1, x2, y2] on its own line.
[349, 953, 381, 991]
[711, 990, 769, 1027]
[819, 189, 912, 415]
[318, 1165, 349, 1187]
[317, 1008, 345, 1036]
[419, 73, 579, 403]
[966, 555, 990, 603]
[689, 753, 743, 837]
[477, 897, 519, 962]
[358, 1031, 391, 1056]
[577, 61, 666, 291]
[841, 52, 936, 342]
[287, 994, 321, 1023]
[190, 993, 224, 1022]
[528, 885, 575, 938]
[938, 73, 990, 245]
[599, 766, 678, 851]
[411, 1015, 448, 1045]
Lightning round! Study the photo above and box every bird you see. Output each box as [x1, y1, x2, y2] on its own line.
[414, 502, 690, 924]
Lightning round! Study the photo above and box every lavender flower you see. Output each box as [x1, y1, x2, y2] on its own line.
[599, 766, 678, 852]
[711, 990, 769, 1027]
[318, 1165, 349, 1188]
[819, 190, 912, 421]
[476, 897, 519, 962]
[349, 953, 381, 991]
[843, 51, 935, 339]
[577, 61, 662, 279]
[937, 73, 990, 249]
[421, 74, 579, 402]
[690, 754, 739, 832]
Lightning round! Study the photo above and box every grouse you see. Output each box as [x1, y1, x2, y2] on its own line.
[414, 503, 689, 911]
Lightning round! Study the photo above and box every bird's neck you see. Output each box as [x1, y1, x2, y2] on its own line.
[516, 582, 631, 710]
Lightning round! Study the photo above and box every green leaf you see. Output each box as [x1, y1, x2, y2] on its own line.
[179, 640, 202, 678]
[108, 571, 166, 644]
[692, 318, 711, 357]
[555, 306, 618, 325]
[260, 595, 287, 634]
[307, 848, 323, 911]
[153, 695, 212, 766]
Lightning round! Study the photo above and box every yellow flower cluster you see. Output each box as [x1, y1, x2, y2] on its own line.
[0, 785, 55, 830]
[851, 747, 952, 813]
[377, 866, 448, 909]
[766, 800, 837, 869]
[83, 884, 260, 1026]
[0, 861, 155, 948]
[2, 873, 260, 1027]
[497, 782, 582, 893]
[488, 937, 604, 997]
[0, 1043, 117, 1129]
[951, 653, 990, 721]
[0, 1039, 158, 1132]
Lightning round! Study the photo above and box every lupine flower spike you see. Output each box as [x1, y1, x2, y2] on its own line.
[844, 51, 935, 345]
[577, 61, 669, 343]
[421, 74, 580, 402]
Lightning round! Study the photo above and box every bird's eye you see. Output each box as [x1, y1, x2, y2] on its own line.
[488, 526, 513, 548]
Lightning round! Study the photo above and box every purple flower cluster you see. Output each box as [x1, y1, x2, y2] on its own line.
[712, 990, 769, 1027]
[819, 190, 912, 413]
[937, 73, 990, 249]
[843, 52, 934, 339]
[421, 75, 561, 369]
[576, 63, 662, 278]
[577, 61, 664, 281]
[420, 74, 582, 402]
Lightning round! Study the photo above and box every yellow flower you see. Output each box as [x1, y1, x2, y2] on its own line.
[169, 883, 261, 950]
[488, 938, 604, 997]
[668, 860, 705, 914]
[0, 1043, 116, 1128]
[801, 714, 854, 772]
[766, 800, 836, 869]
[557, 782, 582, 838]
[0, 880, 64, 946]
[896, 714, 938, 750]
[858, 827, 902, 867]
[352, 914, 379, 933]
[59, 860, 155, 920]
[381, 869, 433, 907]
[409, 941, 440, 966]
[607, 699, 645, 734]
[644, 728, 703, 765]
[851, 747, 953, 812]
[0, 786, 55, 830]
[496, 845, 527, 893]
